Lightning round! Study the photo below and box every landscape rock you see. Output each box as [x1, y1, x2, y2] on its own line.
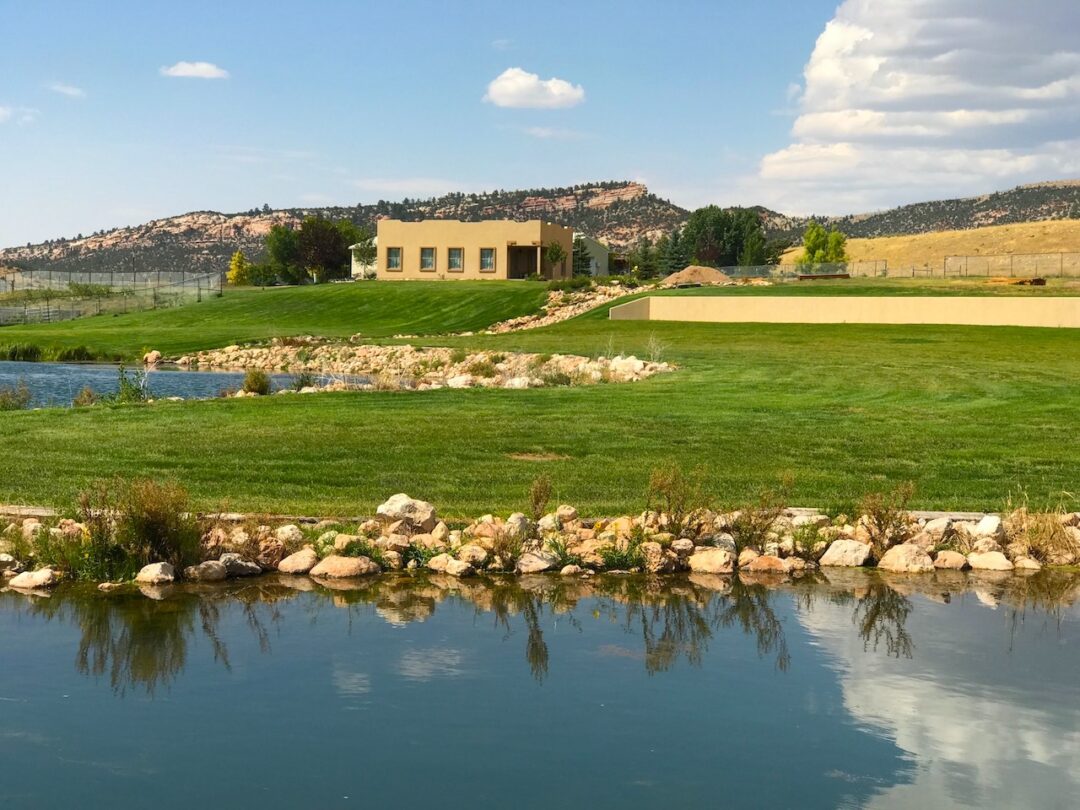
[688, 548, 735, 574]
[974, 514, 1005, 541]
[738, 548, 760, 568]
[933, 550, 969, 570]
[1013, 557, 1042, 571]
[256, 538, 287, 570]
[444, 559, 475, 577]
[278, 547, 319, 574]
[457, 544, 489, 566]
[143, 350, 162, 366]
[8, 567, 58, 590]
[641, 541, 677, 574]
[967, 551, 1014, 571]
[382, 550, 404, 571]
[516, 551, 559, 575]
[560, 564, 584, 576]
[746, 554, 786, 574]
[135, 562, 175, 585]
[0, 553, 18, 572]
[505, 513, 531, 539]
[819, 539, 874, 567]
[877, 544, 934, 573]
[427, 553, 453, 573]
[183, 560, 228, 582]
[274, 524, 305, 545]
[310, 555, 380, 578]
[219, 553, 262, 577]
[376, 493, 437, 532]
[922, 517, 953, 540]
[971, 538, 1003, 554]
[671, 538, 695, 558]
[555, 505, 578, 524]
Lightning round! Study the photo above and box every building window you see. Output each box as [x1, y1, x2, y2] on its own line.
[448, 247, 464, 271]
[480, 247, 496, 272]
[420, 247, 436, 271]
[386, 247, 402, 271]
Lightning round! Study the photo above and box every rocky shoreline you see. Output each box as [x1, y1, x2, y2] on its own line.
[3, 494, 1077, 594]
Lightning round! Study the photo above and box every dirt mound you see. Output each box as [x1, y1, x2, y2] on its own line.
[663, 265, 731, 286]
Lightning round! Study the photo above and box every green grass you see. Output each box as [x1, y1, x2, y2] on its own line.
[0, 281, 548, 360]
[0, 293, 1076, 517]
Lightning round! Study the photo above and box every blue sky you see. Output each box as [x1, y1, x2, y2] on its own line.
[3, 0, 1079, 247]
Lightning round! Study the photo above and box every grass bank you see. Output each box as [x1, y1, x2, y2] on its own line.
[0, 297, 1076, 516]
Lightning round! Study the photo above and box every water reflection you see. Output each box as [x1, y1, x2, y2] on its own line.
[3, 569, 1077, 694]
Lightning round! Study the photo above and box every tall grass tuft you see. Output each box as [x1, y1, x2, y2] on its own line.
[0, 380, 32, 411]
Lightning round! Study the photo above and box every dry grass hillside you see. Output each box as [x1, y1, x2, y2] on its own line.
[783, 219, 1080, 272]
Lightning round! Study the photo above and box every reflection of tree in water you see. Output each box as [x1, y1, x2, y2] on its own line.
[718, 578, 792, 672]
[20, 583, 286, 695]
[792, 575, 914, 659]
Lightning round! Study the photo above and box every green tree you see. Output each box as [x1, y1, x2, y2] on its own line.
[682, 206, 769, 268]
[629, 236, 660, 278]
[544, 241, 568, 277]
[265, 224, 301, 283]
[571, 235, 593, 277]
[226, 250, 253, 285]
[295, 216, 353, 283]
[662, 228, 689, 275]
[350, 227, 376, 273]
[796, 222, 848, 266]
[737, 229, 767, 267]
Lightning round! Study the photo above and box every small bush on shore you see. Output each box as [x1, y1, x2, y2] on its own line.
[791, 523, 825, 562]
[730, 477, 792, 552]
[0, 380, 32, 411]
[338, 536, 386, 567]
[449, 348, 468, 364]
[545, 534, 582, 568]
[103, 364, 148, 404]
[598, 527, 645, 570]
[291, 371, 316, 391]
[547, 276, 593, 293]
[243, 369, 271, 395]
[467, 358, 497, 378]
[860, 481, 915, 553]
[72, 386, 98, 407]
[646, 461, 709, 537]
[1003, 491, 1079, 563]
[528, 474, 553, 521]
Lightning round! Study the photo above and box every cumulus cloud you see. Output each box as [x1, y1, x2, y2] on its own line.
[48, 82, 85, 98]
[484, 67, 585, 109]
[160, 61, 229, 79]
[754, 0, 1080, 214]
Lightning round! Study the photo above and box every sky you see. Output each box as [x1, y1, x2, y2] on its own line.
[2, 0, 1079, 247]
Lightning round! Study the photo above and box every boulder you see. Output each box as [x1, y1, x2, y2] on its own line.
[278, 547, 319, 574]
[641, 542, 677, 574]
[219, 553, 262, 578]
[505, 513, 531, 540]
[746, 555, 786, 574]
[971, 537, 1003, 555]
[819, 539, 873, 567]
[431, 521, 450, 544]
[9, 567, 58, 590]
[310, 555, 380, 578]
[560, 564, 584, 576]
[135, 562, 175, 585]
[444, 559, 475, 578]
[738, 548, 759, 569]
[516, 551, 559, 575]
[877, 544, 934, 573]
[1013, 557, 1042, 571]
[782, 557, 808, 573]
[427, 553, 453, 573]
[671, 539, 696, 558]
[382, 550, 404, 571]
[384, 534, 411, 554]
[555, 505, 578, 524]
[967, 551, 1014, 571]
[0, 553, 18, 572]
[974, 514, 1005, 541]
[922, 517, 953, 540]
[688, 548, 734, 574]
[376, 493, 437, 532]
[183, 560, 228, 582]
[274, 524, 305, 545]
[333, 533, 362, 552]
[457, 544, 488, 566]
[933, 550, 969, 570]
[143, 350, 162, 366]
[256, 538, 287, 570]
[21, 519, 42, 541]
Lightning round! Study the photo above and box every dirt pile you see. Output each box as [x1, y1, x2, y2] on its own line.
[662, 265, 732, 286]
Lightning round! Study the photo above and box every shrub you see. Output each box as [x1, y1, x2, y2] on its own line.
[791, 523, 825, 562]
[646, 461, 709, 536]
[730, 477, 792, 552]
[104, 364, 148, 404]
[72, 386, 98, 407]
[598, 528, 645, 570]
[0, 380, 32, 411]
[544, 534, 582, 568]
[541, 371, 572, 387]
[243, 368, 271, 395]
[54, 345, 94, 362]
[403, 542, 443, 568]
[547, 276, 593, 293]
[1003, 491, 1079, 563]
[0, 343, 42, 362]
[528, 474, 553, 521]
[490, 528, 525, 568]
[338, 537, 386, 568]
[859, 481, 915, 553]
[291, 371, 316, 391]
[449, 348, 468, 364]
[467, 359, 497, 378]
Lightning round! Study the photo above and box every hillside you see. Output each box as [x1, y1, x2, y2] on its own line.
[0, 181, 687, 276]
[782, 219, 1080, 272]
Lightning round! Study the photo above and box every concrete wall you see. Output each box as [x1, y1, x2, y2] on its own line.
[376, 219, 573, 281]
[608, 295, 1080, 328]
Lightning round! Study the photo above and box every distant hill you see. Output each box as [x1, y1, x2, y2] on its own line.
[0, 181, 688, 276]
[3, 179, 1080, 276]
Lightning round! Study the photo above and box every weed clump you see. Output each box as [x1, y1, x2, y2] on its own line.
[243, 369, 271, 395]
[528, 474, 553, 521]
[730, 476, 792, 552]
[0, 380, 32, 411]
[72, 386, 98, 407]
[646, 461, 709, 537]
[859, 481, 915, 553]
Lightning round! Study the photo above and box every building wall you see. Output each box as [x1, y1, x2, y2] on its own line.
[608, 295, 1080, 328]
[574, 233, 610, 276]
[376, 220, 573, 280]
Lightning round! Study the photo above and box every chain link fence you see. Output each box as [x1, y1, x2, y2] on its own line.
[0, 271, 222, 326]
[712, 261, 889, 279]
[943, 252, 1080, 277]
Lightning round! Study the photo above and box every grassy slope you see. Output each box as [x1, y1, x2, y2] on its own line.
[0, 282, 548, 359]
[781, 219, 1080, 271]
[0, 293, 1077, 516]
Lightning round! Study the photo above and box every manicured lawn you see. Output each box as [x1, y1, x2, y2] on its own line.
[1, 298, 1076, 517]
[0, 281, 548, 360]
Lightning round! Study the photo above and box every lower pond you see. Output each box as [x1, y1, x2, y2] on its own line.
[0, 360, 343, 406]
[2, 570, 1078, 809]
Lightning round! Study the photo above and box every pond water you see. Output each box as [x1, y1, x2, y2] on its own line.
[1, 570, 1077, 809]
[0, 360, 343, 406]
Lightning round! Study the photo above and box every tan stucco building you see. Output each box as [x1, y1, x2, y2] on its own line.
[375, 219, 573, 280]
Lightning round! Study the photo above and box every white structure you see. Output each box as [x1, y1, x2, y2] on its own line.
[574, 232, 609, 276]
[350, 236, 377, 279]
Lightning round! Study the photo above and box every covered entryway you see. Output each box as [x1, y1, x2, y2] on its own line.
[507, 245, 541, 279]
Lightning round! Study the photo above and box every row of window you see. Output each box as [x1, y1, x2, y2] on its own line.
[385, 246, 496, 272]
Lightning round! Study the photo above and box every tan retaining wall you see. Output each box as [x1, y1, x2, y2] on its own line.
[608, 296, 1080, 328]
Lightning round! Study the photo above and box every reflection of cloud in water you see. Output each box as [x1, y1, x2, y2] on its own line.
[398, 648, 465, 681]
[332, 667, 372, 697]
[798, 597, 1080, 808]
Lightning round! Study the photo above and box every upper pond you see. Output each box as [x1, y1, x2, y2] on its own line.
[1, 570, 1077, 809]
[0, 360, 341, 406]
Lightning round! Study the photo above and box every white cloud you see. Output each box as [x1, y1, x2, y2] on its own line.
[753, 0, 1080, 214]
[483, 67, 585, 109]
[0, 106, 39, 126]
[491, 38, 513, 51]
[160, 61, 229, 79]
[48, 82, 85, 98]
[522, 126, 584, 140]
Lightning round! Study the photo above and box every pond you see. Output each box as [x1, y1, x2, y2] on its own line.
[0, 360, 347, 406]
[1, 570, 1077, 809]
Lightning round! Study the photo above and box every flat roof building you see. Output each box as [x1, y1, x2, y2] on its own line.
[375, 219, 573, 281]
